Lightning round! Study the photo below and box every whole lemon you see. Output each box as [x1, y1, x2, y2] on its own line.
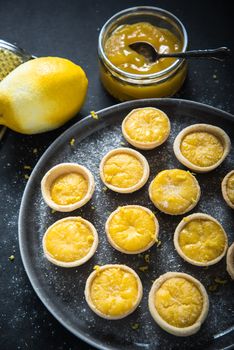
[0, 57, 88, 134]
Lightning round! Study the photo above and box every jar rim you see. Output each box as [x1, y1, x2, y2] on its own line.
[98, 6, 188, 80]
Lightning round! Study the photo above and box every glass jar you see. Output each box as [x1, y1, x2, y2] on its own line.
[98, 6, 188, 101]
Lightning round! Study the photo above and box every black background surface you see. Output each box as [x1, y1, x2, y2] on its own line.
[0, 1, 233, 349]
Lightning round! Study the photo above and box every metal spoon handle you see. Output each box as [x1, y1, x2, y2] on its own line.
[159, 47, 231, 61]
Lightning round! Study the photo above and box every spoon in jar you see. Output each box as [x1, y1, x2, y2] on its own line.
[129, 42, 231, 63]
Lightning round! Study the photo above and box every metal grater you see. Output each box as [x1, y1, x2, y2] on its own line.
[0, 40, 35, 139]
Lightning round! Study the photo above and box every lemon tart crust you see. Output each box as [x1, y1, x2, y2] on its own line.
[85, 264, 143, 319]
[41, 163, 95, 212]
[43, 216, 98, 268]
[221, 170, 234, 209]
[100, 148, 150, 193]
[226, 243, 234, 279]
[174, 213, 228, 266]
[148, 272, 209, 336]
[105, 205, 159, 254]
[121, 107, 171, 150]
[173, 124, 231, 173]
[149, 169, 201, 215]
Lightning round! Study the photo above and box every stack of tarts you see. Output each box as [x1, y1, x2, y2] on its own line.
[39, 106, 232, 337]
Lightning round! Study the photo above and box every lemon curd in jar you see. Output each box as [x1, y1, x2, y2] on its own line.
[105, 22, 182, 75]
[99, 8, 188, 101]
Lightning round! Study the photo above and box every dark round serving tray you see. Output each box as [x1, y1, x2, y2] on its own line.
[19, 98, 234, 350]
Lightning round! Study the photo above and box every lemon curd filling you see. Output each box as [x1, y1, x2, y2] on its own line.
[44, 219, 94, 262]
[90, 267, 139, 316]
[103, 153, 144, 188]
[105, 22, 182, 75]
[226, 173, 234, 204]
[179, 219, 226, 263]
[108, 206, 156, 252]
[155, 277, 203, 328]
[150, 169, 199, 215]
[180, 132, 224, 167]
[124, 108, 170, 144]
[50, 172, 88, 205]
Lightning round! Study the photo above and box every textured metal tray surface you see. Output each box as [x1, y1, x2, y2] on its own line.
[19, 99, 234, 350]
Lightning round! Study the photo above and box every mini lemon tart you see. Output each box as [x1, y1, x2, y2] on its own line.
[221, 170, 234, 209]
[105, 205, 159, 254]
[121, 107, 171, 150]
[174, 213, 228, 266]
[43, 217, 98, 267]
[100, 148, 150, 193]
[149, 169, 200, 215]
[41, 163, 95, 212]
[173, 124, 231, 173]
[226, 243, 234, 279]
[148, 272, 209, 336]
[85, 264, 143, 319]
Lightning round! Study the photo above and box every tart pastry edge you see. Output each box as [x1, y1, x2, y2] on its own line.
[99, 147, 150, 193]
[41, 162, 95, 212]
[173, 212, 228, 266]
[148, 271, 209, 336]
[43, 216, 98, 267]
[105, 205, 159, 254]
[85, 264, 143, 319]
[173, 124, 231, 173]
[122, 107, 171, 150]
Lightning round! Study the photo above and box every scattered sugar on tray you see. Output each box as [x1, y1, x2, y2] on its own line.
[14, 116, 234, 346]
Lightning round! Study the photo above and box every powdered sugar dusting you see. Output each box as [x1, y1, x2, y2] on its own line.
[20, 101, 234, 350]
